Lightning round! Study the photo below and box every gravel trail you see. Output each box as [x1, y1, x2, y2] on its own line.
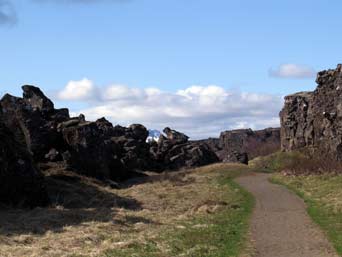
[236, 173, 339, 257]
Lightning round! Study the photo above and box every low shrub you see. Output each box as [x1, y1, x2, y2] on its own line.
[249, 151, 304, 173]
[251, 151, 342, 175]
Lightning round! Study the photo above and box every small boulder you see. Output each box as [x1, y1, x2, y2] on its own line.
[163, 127, 189, 144]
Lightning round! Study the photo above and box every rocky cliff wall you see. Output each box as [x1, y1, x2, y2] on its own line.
[199, 128, 281, 164]
[280, 64, 342, 159]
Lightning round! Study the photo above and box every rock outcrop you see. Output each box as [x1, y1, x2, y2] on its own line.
[0, 114, 49, 207]
[280, 92, 314, 151]
[149, 128, 219, 171]
[0, 86, 150, 181]
[200, 128, 281, 164]
[280, 64, 342, 160]
[0, 85, 69, 162]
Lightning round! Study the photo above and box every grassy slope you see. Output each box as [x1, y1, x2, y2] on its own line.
[249, 151, 305, 173]
[0, 163, 254, 257]
[271, 174, 342, 255]
[103, 164, 254, 257]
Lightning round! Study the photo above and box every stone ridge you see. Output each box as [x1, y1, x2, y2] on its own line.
[198, 127, 281, 164]
[280, 64, 342, 159]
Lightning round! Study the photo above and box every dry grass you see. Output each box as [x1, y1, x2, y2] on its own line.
[0, 162, 251, 257]
[251, 150, 342, 175]
[272, 174, 342, 212]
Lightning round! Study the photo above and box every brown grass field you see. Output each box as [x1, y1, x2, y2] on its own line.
[0, 162, 252, 257]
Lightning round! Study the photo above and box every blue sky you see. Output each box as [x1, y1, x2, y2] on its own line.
[0, 0, 341, 138]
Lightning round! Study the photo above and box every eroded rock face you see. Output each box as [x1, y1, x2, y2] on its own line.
[0, 85, 69, 161]
[61, 120, 127, 180]
[0, 115, 49, 208]
[280, 64, 342, 159]
[280, 92, 314, 151]
[200, 128, 281, 164]
[149, 128, 219, 171]
[221, 128, 281, 164]
[57, 118, 151, 180]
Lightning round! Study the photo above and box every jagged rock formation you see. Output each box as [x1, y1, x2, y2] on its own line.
[0, 85, 70, 162]
[0, 86, 217, 182]
[280, 64, 342, 159]
[0, 114, 49, 207]
[149, 128, 219, 171]
[0, 86, 150, 181]
[280, 92, 314, 151]
[163, 127, 189, 144]
[199, 128, 281, 164]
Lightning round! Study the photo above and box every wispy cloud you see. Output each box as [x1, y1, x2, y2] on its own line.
[56, 79, 282, 139]
[0, 0, 16, 26]
[269, 64, 316, 79]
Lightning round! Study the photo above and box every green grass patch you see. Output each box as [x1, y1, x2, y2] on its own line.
[249, 151, 305, 173]
[103, 165, 254, 257]
[271, 174, 342, 255]
[102, 242, 160, 257]
[166, 179, 254, 257]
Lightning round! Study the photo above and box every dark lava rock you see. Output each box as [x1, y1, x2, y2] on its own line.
[199, 128, 281, 164]
[61, 121, 129, 180]
[0, 85, 70, 161]
[44, 148, 61, 162]
[163, 127, 189, 144]
[220, 128, 280, 162]
[111, 123, 151, 171]
[149, 128, 219, 171]
[280, 92, 314, 151]
[60, 118, 151, 180]
[280, 64, 342, 160]
[0, 115, 49, 208]
[22, 85, 54, 112]
[0, 86, 150, 182]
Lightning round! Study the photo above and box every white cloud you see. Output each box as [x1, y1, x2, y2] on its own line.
[102, 85, 146, 101]
[57, 78, 96, 101]
[56, 79, 282, 139]
[269, 64, 316, 79]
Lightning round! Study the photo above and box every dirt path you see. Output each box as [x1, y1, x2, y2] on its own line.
[235, 173, 339, 257]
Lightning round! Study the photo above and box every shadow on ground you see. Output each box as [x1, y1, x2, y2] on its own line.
[0, 165, 149, 236]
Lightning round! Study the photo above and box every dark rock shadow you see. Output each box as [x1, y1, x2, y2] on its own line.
[0, 168, 146, 236]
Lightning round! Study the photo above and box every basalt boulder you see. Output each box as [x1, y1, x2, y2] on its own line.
[61, 121, 128, 180]
[0, 85, 69, 162]
[149, 128, 219, 171]
[163, 127, 189, 144]
[0, 115, 49, 208]
[60, 118, 150, 180]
